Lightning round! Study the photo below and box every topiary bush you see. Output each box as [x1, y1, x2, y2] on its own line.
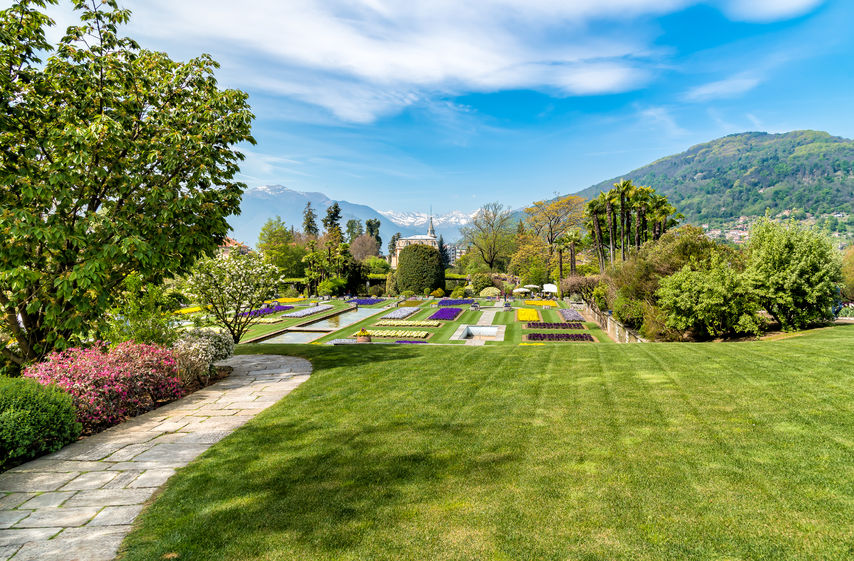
[480, 286, 500, 298]
[0, 377, 81, 471]
[430, 287, 445, 298]
[368, 285, 385, 297]
[396, 244, 444, 295]
[450, 285, 466, 298]
[23, 342, 184, 434]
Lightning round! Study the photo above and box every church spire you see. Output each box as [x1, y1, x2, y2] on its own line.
[427, 207, 436, 237]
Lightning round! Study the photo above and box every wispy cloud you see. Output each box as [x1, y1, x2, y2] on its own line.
[638, 106, 687, 136]
[717, 0, 825, 22]
[684, 74, 760, 101]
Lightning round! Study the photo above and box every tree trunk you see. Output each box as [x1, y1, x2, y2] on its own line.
[635, 207, 642, 250]
[592, 216, 606, 273]
[558, 249, 564, 281]
[569, 243, 577, 276]
[619, 193, 627, 261]
[605, 201, 615, 265]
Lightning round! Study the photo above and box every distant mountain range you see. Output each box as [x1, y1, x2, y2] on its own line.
[574, 130, 854, 224]
[230, 185, 469, 248]
[231, 131, 854, 246]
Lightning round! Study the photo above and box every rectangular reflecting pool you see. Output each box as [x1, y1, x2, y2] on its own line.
[259, 306, 389, 344]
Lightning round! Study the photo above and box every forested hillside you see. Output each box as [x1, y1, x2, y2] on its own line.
[575, 130, 854, 224]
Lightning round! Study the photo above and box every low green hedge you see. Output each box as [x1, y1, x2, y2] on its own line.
[0, 377, 81, 471]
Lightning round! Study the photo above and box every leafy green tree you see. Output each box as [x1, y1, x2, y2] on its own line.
[365, 218, 382, 250]
[364, 256, 391, 274]
[843, 245, 854, 300]
[345, 219, 364, 243]
[257, 217, 306, 278]
[396, 245, 444, 294]
[388, 232, 401, 257]
[657, 255, 763, 339]
[437, 235, 451, 268]
[0, 0, 254, 365]
[322, 202, 342, 235]
[460, 202, 515, 271]
[302, 202, 319, 237]
[99, 274, 182, 347]
[745, 218, 842, 330]
[187, 252, 280, 344]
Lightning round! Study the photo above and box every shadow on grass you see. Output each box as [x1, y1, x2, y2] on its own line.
[237, 343, 424, 371]
[133, 419, 518, 558]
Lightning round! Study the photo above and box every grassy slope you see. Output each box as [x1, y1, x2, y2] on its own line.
[119, 325, 854, 560]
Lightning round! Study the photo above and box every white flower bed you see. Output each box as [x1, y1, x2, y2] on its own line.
[381, 307, 419, 320]
[281, 304, 334, 318]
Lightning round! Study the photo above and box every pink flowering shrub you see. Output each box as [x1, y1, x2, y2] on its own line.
[23, 342, 184, 434]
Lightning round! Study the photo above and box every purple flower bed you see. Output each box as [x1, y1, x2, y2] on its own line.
[429, 307, 463, 320]
[526, 322, 584, 330]
[281, 304, 333, 318]
[395, 340, 427, 344]
[239, 305, 293, 317]
[348, 298, 384, 306]
[438, 299, 474, 306]
[527, 332, 594, 342]
[382, 307, 419, 320]
[558, 309, 585, 322]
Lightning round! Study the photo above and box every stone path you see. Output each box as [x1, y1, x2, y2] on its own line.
[476, 310, 497, 326]
[0, 355, 311, 561]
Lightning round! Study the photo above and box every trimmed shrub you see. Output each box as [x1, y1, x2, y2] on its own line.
[480, 286, 500, 298]
[23, 342, 183, 434]
[172, 329, 234, 387]
[400, 290, 415, 298]
[430, 287, 445, 298]
[396, 244, 444, 295]
[368, 285, 384, 297]
[450, 285, 466, 298]
[318, 277, 346, 296]
[612, 295, 645, 329]
[385, 270, 399, 297]
[1, 377, 81, 471]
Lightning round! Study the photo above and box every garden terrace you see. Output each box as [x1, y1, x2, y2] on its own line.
[120, 325, 854, 560]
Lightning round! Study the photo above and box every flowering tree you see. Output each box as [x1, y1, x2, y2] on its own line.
[0, 1, 254, 365]
[187, 253, 281, 343]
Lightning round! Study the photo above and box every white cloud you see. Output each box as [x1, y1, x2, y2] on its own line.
[638, 106, 687, 136]
[717, 0, 824, 22]
[684, 75, 760, 101]
[41, 0, 823, 123]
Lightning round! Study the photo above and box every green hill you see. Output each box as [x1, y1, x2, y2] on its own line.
[574, 130, 854, 224]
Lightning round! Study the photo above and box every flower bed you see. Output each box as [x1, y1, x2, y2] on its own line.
[429, 307, 463, 320]
[348, 298, 384, 306]
[398, 300, 422, 307]
[382, 307, 420, 320]
[239, 304, 293, 317]
[516, 308, 540, 322]
[438, 299, 474, 306]
[24, 342, 184, 434]
[558, 309, 585, 322]
[356, 329, 429, 338]
[280, 304, 333, 318]
[526, 332, 594, 342]
[376, 320, 441, 327]
[395, 340, 428, 344]
[525, 322, 584, 330]
[271, 297, 306, 303]
[525, 300, 557, 307]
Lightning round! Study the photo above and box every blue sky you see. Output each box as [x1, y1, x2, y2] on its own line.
[46, 0, 854, 214]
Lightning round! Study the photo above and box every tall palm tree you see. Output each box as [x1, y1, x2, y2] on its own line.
[614, 179, 634, 260]
[648, 194, 676, 240]
[564, 228, 583, 276]
[585, 199, 606, 273]
[602, 190, 618, 265]
[633, 185, 654, 249]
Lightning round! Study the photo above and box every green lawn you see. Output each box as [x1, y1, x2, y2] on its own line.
[119, 325, 854, 560]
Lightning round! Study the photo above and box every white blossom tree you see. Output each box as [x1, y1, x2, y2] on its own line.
[187, 252, 281, 343]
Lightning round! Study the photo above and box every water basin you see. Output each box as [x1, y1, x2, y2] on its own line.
[303, 306, 385, 330]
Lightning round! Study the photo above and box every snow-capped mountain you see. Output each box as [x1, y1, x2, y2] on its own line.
[379, 209, 476, 228]
[230, 185, 470, 247]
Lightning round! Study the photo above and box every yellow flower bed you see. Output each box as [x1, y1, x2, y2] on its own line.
[356, 329, 429, 338]
[516, 308, 539, 322]
[173, 305, 211, 315]
[519, 342, 545, 346]
[375, 320, 441, 327]
[399, 301, 422, 307]
[525, 300, 557, 307]
[269, 297, 306, 303]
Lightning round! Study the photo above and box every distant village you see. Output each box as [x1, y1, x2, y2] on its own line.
[703, 211, 852, 249]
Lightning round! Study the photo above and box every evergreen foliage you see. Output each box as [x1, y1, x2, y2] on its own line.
[396, 245, 444, 294]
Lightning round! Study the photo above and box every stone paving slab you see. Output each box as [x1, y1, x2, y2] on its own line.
[0, 354, 311, 560]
